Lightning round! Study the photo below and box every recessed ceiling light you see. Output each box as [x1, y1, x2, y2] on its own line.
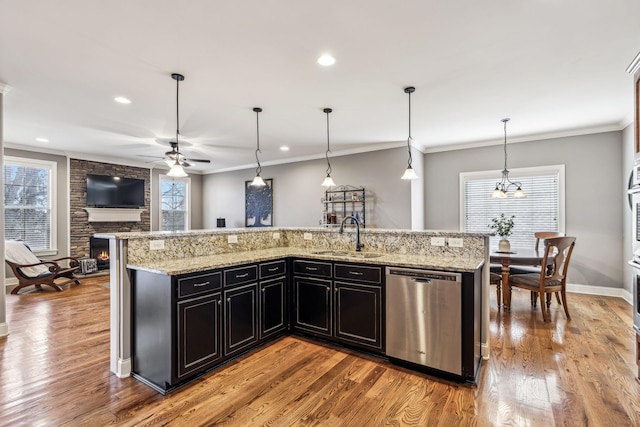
[317, 54, 336, 66]
[114, 96, 131, 104]
[280, 146, 290, 151]
[35, 137, 49, 143]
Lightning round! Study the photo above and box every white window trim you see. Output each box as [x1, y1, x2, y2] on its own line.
[4, 155, 58, 254]
[159, 174, 191, 231]
[459, 164, 566, 232]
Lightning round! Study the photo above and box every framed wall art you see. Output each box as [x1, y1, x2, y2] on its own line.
[245, 178, 273, 227]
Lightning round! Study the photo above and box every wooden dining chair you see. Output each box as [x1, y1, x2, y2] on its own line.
[510, 231, 565, 306]
[509, 236, 576, 322]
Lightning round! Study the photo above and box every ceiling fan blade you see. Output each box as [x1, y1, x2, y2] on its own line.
[184, 158, 211, 163]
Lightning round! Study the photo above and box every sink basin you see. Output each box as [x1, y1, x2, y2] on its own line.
[311, 250, 383, 259]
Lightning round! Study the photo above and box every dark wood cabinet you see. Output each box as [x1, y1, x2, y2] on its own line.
[223, 282, 258, 357]
[131, 269, 222, 394]
[293, 275, 332, 337]
[292, 259, 383, 353]
[177, 293, 222, 378]
[260, 277, 286, 340]
[334, 281, 382, 351]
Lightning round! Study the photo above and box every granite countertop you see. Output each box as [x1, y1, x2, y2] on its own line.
[127, 247, 484, 275]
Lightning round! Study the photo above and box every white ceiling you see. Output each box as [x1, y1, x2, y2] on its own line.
[1, 0, 639, 174]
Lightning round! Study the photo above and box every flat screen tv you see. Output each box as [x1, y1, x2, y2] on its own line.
[86, 174, 145, 208]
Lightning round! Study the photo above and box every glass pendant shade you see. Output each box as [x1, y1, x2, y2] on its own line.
[401, 165, 418, 180]
[322, 175, 336, 187]
[251, 174, 266, 187]
[167, 160, 187, 177]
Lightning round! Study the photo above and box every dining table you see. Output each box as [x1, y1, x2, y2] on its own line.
[490, 248, 553, 310]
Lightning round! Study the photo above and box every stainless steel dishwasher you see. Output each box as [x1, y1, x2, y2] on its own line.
[385, 267, 462, 375]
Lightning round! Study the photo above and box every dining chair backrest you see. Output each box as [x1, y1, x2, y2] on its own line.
[534, 231, 564, 252]
[542, 236, 576, 282]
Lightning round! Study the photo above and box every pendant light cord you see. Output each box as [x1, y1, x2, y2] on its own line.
[254, 108, 262, 176]
[325, 108, 332, 176]
[502, 118, 508, 174]
[175, 76, 181, 145]
[405, 87, 414, 167]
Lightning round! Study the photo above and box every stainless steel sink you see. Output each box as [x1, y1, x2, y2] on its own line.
[311, 250, 383, 259]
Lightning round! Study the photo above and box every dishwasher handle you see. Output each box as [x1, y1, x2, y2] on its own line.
[412, 278, 432, 284]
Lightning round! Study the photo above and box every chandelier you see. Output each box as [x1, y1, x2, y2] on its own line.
[491, 118, 525, 199]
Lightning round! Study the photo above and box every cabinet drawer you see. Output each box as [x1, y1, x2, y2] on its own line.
[177, 271, 222, 298]
[225, 265, 258, 287]
[293, 260, 332, 278]
[260, 260, 286, 279]
[334, 263, 382, 284]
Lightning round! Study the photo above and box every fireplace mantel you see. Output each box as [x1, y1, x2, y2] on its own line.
[84, 207, 146, 222]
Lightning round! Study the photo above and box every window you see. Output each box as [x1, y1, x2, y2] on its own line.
[461, 165, 565, 249]
[4, 156, 57, 252]
[160, 175, 190, 232]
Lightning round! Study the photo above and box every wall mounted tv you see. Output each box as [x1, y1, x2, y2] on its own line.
[86, 174, 145, 208]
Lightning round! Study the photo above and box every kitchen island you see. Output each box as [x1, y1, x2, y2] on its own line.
[96, 227, 490, 390]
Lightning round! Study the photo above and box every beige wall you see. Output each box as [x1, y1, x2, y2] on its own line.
[201, 147, 413, 229]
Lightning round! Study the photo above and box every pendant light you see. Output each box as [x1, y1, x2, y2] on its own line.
[250, 107, 266, 187]
[491, 118, 526, 199]
[167, 73, 188, 178]
[321, 108, 336, 187]
[401, 86, 418, 180]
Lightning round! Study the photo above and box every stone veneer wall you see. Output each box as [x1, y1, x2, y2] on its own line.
[70, 159, 151, 259]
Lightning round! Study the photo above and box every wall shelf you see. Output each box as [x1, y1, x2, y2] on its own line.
[84, 207, 146, 222]
[321, 185, 365, 227]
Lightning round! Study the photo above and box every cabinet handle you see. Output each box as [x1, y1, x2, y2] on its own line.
[235, 273, 249, 278]
[193, 281, 210, 287]
[349, 271, 364, 276]
[218, 300, 221, 306]
[227, 297, 231, 302]
[261, 288, 266, 292]
[268, 267, 279, 272]
[326, 286, 331, 292]
[306, 267, 318, 271]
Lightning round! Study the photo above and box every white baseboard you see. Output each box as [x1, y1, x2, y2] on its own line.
[0, 322, 8, 337]
[566, 283, 633, 305]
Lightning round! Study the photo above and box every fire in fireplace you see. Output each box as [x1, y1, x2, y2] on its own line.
[90, 237, 110, 270]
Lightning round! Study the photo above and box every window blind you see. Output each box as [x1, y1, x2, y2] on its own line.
[4, 161, 53, 251]
[463, 168, 561, 250]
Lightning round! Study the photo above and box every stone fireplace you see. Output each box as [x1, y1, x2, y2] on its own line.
[69, 159, 151, 260]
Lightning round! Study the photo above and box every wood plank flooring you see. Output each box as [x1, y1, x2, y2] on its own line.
[1, 278, 639, 426]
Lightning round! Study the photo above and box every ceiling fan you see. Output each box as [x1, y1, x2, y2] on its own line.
[164, 73, 211, 176]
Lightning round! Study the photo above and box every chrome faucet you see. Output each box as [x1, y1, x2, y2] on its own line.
[339, 215, 364, 252]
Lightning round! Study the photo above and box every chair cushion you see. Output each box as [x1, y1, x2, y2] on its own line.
[510, 273, 562, 288]
[5, 240, 50, 277]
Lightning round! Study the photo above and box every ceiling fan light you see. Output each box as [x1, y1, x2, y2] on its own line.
[321, 175, 336, 187]
[167, 160, 187, 177]
[251, 174, 266, 187]
[401, 166, 418, 180]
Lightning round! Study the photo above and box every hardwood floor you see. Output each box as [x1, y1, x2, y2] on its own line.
[1, 279, 639, 426]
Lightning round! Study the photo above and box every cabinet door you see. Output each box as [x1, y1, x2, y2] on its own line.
[260, 277, 286, 340]
[224, 283, 259, 357]
[177, 293, 222, 379]
[294, 276, 332, 337]
[334, 281, 382, 351]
